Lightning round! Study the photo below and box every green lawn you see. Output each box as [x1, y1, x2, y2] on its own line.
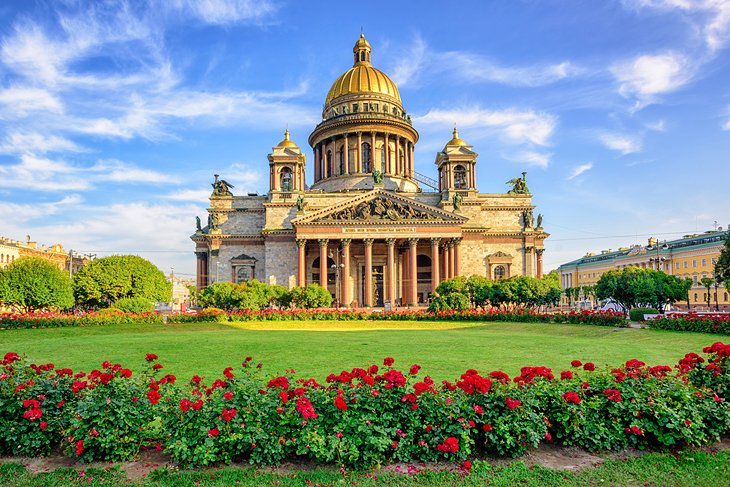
[1, 450, 729, 486]
[1, 320, 727, 381]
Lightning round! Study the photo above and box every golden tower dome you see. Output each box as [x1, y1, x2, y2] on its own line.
[324, 34, 402, 107]
[445, 127, 468, 148]
[276, 129, 298, 148]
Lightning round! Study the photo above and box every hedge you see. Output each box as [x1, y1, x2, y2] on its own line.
[649, 313, 730, 335]
[629, 308, 658, 322]
[1, 342, 728, 468]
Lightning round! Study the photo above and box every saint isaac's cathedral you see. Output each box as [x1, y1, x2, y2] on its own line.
[192, 35, 548, 307]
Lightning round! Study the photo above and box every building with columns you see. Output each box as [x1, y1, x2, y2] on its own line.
[192, 35, 548, 307]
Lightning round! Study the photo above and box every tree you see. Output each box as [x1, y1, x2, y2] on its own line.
[699, 277, 714, 309]
[0, 257, 74, 312]
[714, 230, 730, 283]
[73, 255, 171, 308]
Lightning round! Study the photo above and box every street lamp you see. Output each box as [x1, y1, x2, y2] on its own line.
[329, 250, 345, 308]
[647, 239, 669, 271]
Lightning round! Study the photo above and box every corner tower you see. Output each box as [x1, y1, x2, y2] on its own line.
[308, 34, 420, 192]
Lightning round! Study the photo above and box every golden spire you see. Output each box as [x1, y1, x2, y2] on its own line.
[353, 33, 372, 65]
[276, 128, 297, 148]
[447, 126, 467, 147]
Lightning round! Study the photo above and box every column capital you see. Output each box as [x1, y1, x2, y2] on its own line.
[363, 238, 375, 246]
[385, 238, 396, 246]
[430, 237, 441, 245]
[341, 238, 352, 248]
[408, 237, 419, 247]
[536, 248, 545, 256]
[452, 237, 463, 245]
[318, 238, 329, 247]
[296, 239, 307, 248]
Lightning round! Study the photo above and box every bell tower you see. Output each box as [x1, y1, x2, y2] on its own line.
[268, 129, 306, 195]
[435, 127, 477, 196]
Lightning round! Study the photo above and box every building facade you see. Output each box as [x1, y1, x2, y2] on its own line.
[0, 236, 91, 273]
[192, 35, 548, 307]
[558, 230, 728, 310]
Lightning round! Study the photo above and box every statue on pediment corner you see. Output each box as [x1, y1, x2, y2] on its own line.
[211, 174, 234, 197]
[506, 171, 529, 194]
[372, 170, 383, 184]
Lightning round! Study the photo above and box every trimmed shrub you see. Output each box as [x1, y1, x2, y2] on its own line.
[629, 307, 659, 322]
[113, 297, 154, 314]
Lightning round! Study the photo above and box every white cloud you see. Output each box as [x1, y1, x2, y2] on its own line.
[599, 133, 643, 154]
[0, 132, 84, 154]
[502, 151, 552, 168]
[389, 35, 580, 88]
[164, 0, 279, 25]
[567, 163, 594, 180]
[0, 86, 63, 117]
[646, 119, 667, 131]
[415, 108, 556, 146]
[611, 52, 695, 109]
[0, 195, 83, 222]
[163, 189, 213, 203]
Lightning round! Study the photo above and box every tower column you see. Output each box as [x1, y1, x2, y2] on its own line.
[371, 132, 377, 173]
[453, 238, 462, 277]
[314, 145, 321, 182]
[344, 135, 350, 174]
[430, 238, 440, 292]
[409, 238, 419, 306]
[356, 132, 362, 173]
[536, 249, 544, 278]
[383, 132, 390, 174]
[319, 239, 328, 288]
[297, 239, 307, 287]
[363, 238, 374, 307]
[448, 241, 455, 279]
[386, 238, 396, 304]
[409, 142, 415, 178]
[341, 239, 351, 307]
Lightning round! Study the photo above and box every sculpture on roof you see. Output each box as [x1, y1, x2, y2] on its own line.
[506, 171, 529, 194]
[452, 192, 463, 210]
[372, 169, 383, 184]
[195, 216, 201, 231]
[212, 174, 234, 197]
[536, 213, 543, 228]
[296, 195, 305, 212]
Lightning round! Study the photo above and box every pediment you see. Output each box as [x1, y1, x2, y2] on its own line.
[292, 189, 468, 225]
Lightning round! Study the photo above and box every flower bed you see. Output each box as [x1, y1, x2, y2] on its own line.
[648, 312, 730, 335]
[1, 342, 728, 468]
[0, 311, 164, 329]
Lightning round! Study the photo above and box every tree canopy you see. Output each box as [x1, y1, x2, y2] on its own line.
[595, 267, 690, 313]
[72, 255, 171, 308]
[0, 257, 74, 312]
[714, 231, 730, 285]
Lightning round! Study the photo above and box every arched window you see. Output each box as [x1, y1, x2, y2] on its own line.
[338, 147, 345, 175]
[399, 151, 405, 175]
[494, 265, 506, 280]
[361, 143, 371, 172]
[280, 167, 292, 192]
[360, 52, 365, 62]
[326, 150, 332, 177]
[454, 165, 467, 189]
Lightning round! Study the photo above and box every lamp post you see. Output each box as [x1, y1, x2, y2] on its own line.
[329, 249, 345, 308]
[647, 239, 669, 272]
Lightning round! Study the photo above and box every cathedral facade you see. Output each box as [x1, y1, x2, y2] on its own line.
[192, 35, 548, 307]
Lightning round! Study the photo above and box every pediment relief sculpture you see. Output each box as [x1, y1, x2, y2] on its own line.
[314, 195, 439, 222]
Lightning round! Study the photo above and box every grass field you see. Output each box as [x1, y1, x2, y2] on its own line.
[2, 320, 727, 381]
[1, 450, 728, 486]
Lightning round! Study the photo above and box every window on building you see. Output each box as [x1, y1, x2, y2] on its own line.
[280, 167, 292, 192]
[380, 144, 385, 167]
[675, 262, 680, 269]
[684, 261, 688, 268]
[361, 143, 371, 172]
[712, 258, 718, 265]
[725, 292, 728, 302]
[494, 265, 506, 280]
[326, 150, 332, 177]
[702, 258, 707, 266]
[338, 147, 345, 175]
[453, 165, 467, 189]
[692, 259, 697, 267]
[236, 266, 253, 284]
[694, 292, 698, 301]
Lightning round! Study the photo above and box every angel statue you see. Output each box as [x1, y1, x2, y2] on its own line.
[452, 192, 463, 210]
[506, 171, 529, 194]
[296, 195, 305, 212]
[195, 216, 202, 231]
[536, 213, 543, 228]
[372, 170, 383, 184]
[211, 174, 234, 197]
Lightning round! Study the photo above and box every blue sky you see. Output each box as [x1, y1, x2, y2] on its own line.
[0, 0, 729, 280]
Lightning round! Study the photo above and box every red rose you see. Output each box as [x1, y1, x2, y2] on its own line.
[39, 421, 48, 431]
[145, 353, 158, 362]
[191, 399, 203, 410]
[179, 399, 191, 412]
[505, 398, 522, 410]
[223, 367, 234, 379]
[224, 391, 233, 400]
[383, 357, 394, 367]
[409, 364, 421, 375]
[334, 395, 348, 411]
[462, 460, 472, 471]
[562, 391, 581, 404]
[583, 362, 595, 371]
[208, 427, 220, 437]
[147, 390, 161, 405]
[560, 371, 573, 380]
[152, 364, 163, 370]
[570, 360, 582, 368]
[75, 439, 84, 456]
[221, 408, 237, 422]
[482, 424, 493, 432]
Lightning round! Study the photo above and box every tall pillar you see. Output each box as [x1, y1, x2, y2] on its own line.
[383, 132, 389, 174]
[344, 135, 349, 174]
[319, 239, 328, 288]
[363, 238, 374, 307]
[409, 238, 419, 305]
[341, 239, 351, 307]
[314, 145, 321, 182]
[386, 238, 396, 305]
[371, 132, 377, 172]
[409, 143, 415, 178]
[356, 132, 362, 173]
[441, 243, 449, 280]
[536, 249, 544, 278]
[297, 239, 307, 287]
[453, 238, 462, 277]
[430, 238, 440, 292]
[402, 247, 409, 305]
[448, 241, 455, 279]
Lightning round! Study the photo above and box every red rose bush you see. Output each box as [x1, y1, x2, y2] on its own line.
[1, 343, 729, 468]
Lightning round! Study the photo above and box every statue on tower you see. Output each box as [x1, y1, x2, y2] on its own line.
[372, 170, 383, 184]
[452, 192, 463, 210]
[506, 171, 530, 194]
[211, 174, 234, 197]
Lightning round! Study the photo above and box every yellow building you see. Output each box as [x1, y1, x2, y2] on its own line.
[558, 230, 728, 310]
[0, 236, 92, 274]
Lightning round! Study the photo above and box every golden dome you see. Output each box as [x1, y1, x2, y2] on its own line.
[276, 129, 298, 148]
[324, 34, 402, 106]
[445, 127, 467, 147]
